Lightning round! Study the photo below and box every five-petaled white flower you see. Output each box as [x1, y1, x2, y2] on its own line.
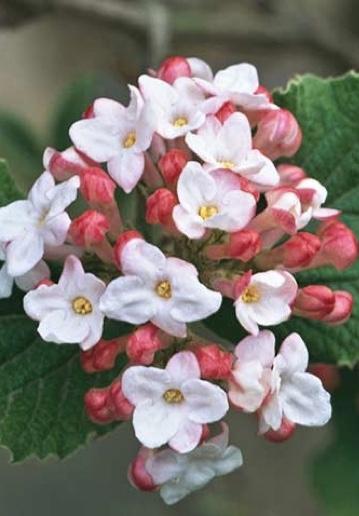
[70, 86, 155, 193]
[0, 171, 79, 277]
[99, 239, 222, 338]
[24, 255, 106, 350]
[257, 331, 332, 433]
[146, 423, 243, 505]
[234, 270, 297, 335]
[193, 62, 277, 114]
[173, 161, 257, 239]
[185, 113, 279, 188]
[122, 351, 229, 453]
[139, 75, 206, 139]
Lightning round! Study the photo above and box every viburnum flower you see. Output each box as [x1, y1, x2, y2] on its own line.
[122, 351, 229, 452]
[0, 171, 79, 276]
[172, 161, 257, 239]
[145, 423, 243, 505]
[24, 255, 106, 350]
[185, 113, 279, 188]
[139, 75, 206, 139]
[234, 270, 297, 335]
[295, 178, 339, 220]
[257, 332, 332, 433]
[100, 238, 222, 337]
[70, 86, 155, 193]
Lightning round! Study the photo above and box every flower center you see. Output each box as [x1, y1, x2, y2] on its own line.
[198, 205, 219, 220]
[163, 388, 184, 404]
[72, 296, 93, 315]
[155, 280, 172, 299]
[173, 116, 188, 127]
[123, 131, 136, 149]
[241, 285, 261, 303]
[218, 160, 235, 169]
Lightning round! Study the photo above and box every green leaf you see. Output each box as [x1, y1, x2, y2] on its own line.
[311, 369, 359, 516]
[205, 73, 359, 366]
[0, 159, 23, 206]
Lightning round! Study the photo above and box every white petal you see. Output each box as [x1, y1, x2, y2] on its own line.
[169, 419, 202, 453]
[172, 205, 205, 240]
[93, 97, 126, 121]
[229, 361, 269, 412]
[81, 311, 105, 350]
[188, 57, 214, 81]
[0, 200, 34, 241]
[69, 118, 120, 162]
[177, 161, 216, 213]
[207, 190, 256, 232]
[42, 213, 71, 247]
[122, 365, 170, 405]
[259, 393, 283, 432]
[151, 307, 187, 338]
[277, 333, 309, 375]
[121, 239, 166, 282]
[219, 112, 252, 160]
[6, 231, 44, 276]
[139, 75, 177, 110]
[38, 309, 89, 344]
[146, 449, 183, 485]
[214, 63, 259, 94]
[234, 301, 260, 335]
[0, 263, 13, 298]
[23, 284, 69, 320]
[45, 175, 80, 218]
[166, 351, 200, 384]
[107, 151, 144, 193]
[183, 379, 229, 424]
[212, 445, 243, 476]
[185, 131, 217, 164]
[15, 260, 50, 292]
[234, 330, 275, 367]
[28, 171, 55, 209]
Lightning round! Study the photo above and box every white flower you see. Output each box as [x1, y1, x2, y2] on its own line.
[173, 161, 256, 239]
[23, 255, 106, 350]
[0, 172, 79, 277]
[187, 57, 214, 82]
[228, 331, 275, 412]
[295, 178, 339, 221]
[234, 270, 297, 335]
[185, 113, 279, 188]
[146, 423, 243, 505]
[258, 332, 332, 433]
[122, 351, 229, 453]
[0, 243, 50, 299]
[193, 62, 276, 114]
[69, 86, 155, 193]
[99, 239, 222, 338]
[139, 75, 206, 139]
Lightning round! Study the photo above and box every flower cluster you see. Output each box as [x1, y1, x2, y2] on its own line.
[0, 55, 357, 504]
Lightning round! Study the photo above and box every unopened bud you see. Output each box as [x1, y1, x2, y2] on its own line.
[43, 146, 95, 180]
[193, 344, 233, 380]
[316, 220, 358, 270]
[126, 323, 171, 365]
[294, 285, 335, 320]
[228, 229, 262, 261]
[157, 56, 191, 84]
[69, 210, 110, 247]
[128, 448, 158, 492]
[80, 167, 116, 204]
[277, 164, 307, 186]
[158, 149, 189, 186]
[282, 232, 321, 268]
[264, 418, 296, 443]
[146, 188, 177, 231]
[81, 337, 127, 373]
[322, 290, 353, 325]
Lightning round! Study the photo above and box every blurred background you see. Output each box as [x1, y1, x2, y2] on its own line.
[0, 0, 358, 515]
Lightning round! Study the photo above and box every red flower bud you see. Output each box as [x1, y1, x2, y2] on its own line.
[84, 379, 134, 424]
[193, 344, 233, 380]
[294, 285, 335, 320]
[113, 230, 143, 270]
[128, 448, 158, 492]
[282, 232, 321, 268]
[146, 188, 177, 230]
[228, 229, 262, 261]
[277, 164, 307, 186]
[215, 101, 236, 123]
[69, 210, 110, 247]
[322, 290, 353, 325]
[157, 56, 191, 84]
[43, 146, 95, 180]
[126, 323, 171, 365]
[308, 364, 340, 392]
[80, 167, 116, 204]
[109, 378, 134, 420]
[158, 149, 189, 186]
[80, 337, 126, 373]
[317, 220, 358, 270]
[253, 109, 302, 160]
[264, 418, 296, 443]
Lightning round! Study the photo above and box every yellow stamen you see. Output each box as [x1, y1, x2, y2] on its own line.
[173, 116, 188, 127]
[155, 280, 172, 299]
[163, 388, 185, 404]
[218, 160, 235, 169]
[123, 131, 136, 148]
[72, 296, 93, 315]
[241, 285, 261, 303]
[198, 205, 219, 220]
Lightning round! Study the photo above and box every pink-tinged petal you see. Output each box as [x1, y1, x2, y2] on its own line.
[99, 276, 156, 324]
[139, 75, 177, 109]
[207, 190, 256, 232]
[0, 200, 34, 241]
[169, 419, 202, 453]
[69, 118, 120, 162]
[151, 308, 187, 338]
[188, 57, 214, 81]
[185, 132, 218, 165]
[58, 255, 84, 291]
[38, 309, 89, 344]
[166, 351, 200, 384]
[214, 63, 259, 94]
[107, 151, 144, 193]
[255, 270, 298, 303]
[229, 361, 268, 412]
[313, 207, 340, 220]
[280, 372, 331, 426]
[172, 205, 205, 240]
[220, 112, 252, 160]
[146, 449, 182, 485]
[234, 330, 275, 366]
[259, 393, 283, 432]
[122, 365, 170, 405]
[183, 379, 229, 423]
[93, 97, 126, 121]
[166, 257, 198, 278]
[6, 231, 44, 276]
[231, 91, 273, 111]
[0, 264, 13, 299]
[277, 333, 309, 374]
[23, 284, 68, 320]
[133, 399, 183, 449]
[15, 260, 50, 292]
[121, 239, 166, 281]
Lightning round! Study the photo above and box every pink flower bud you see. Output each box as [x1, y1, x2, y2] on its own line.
[43, 146, 95, 181]
[146, 188, 177, 231]
[128, 448, 158, 492]
[245, 85, 274, 126]
[253, 109, 302, 160]
[277, 164, 307, 186]
[80, 337, 127, 373]
[126, 323, 171, 365]
[80, 167, 116, 204]
[215, 101, 236, 123]
[282, 232, 321, 268]
[293, 285, 335, 320]
[158, 148, 189, 186]
[322, 290, 353, 325]
[69, 210, 110, 247]
[193, 344, 233, 380]
[308, 364, 340, 392]
[84, 387, 113, 424]
[228, 229, 262, 261]
[113, 230, 143, 270]
[264, 417, 296, 443]
[157, 56, 191, 84]
[317, 220, 358, 270]
[108, 378, 134, 420]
